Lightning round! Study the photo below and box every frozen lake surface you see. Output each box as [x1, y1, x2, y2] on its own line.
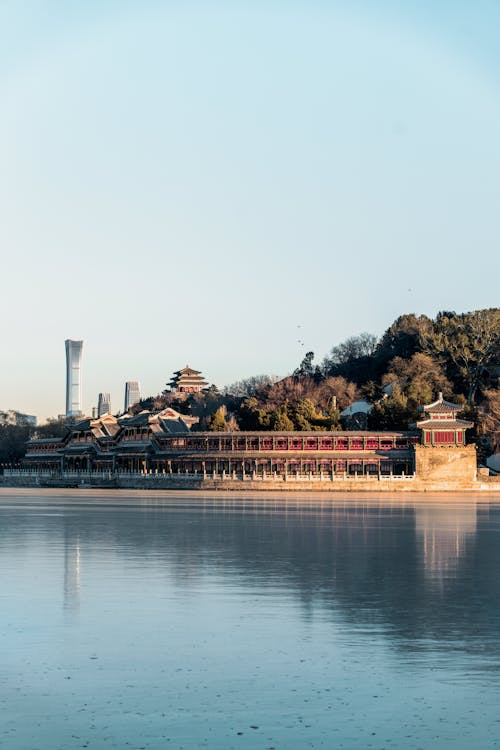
[1, 489, 500, 750]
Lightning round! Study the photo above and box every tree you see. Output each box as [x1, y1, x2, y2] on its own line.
[314, 376, 359, 411]
[328, 333, 378, 364]
[0, 417, 72, 466]
[422, 309, 500, 403]
[259, 376, 308, 408]
[361, 380, 383, 402]
[35, 417, 68, 439]
[294, 351, 315, 378]
[323, 333, 379, 384]
[369, 385, 412, 429]
[287, 398, 339, 431]
[0, 424, 32, 465]
[225, 414, 240, 432]
[237, 398, 264, 430]
[382, 353, 453, 408]
[478, 383, 500, 453]
[222, 375, 280, 398]
[207, 406, 227, 432]
[269, 406, 295, 431]
[376, 314, 431, 363]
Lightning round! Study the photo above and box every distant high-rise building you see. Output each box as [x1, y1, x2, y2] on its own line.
[98, 392, 111, 417]
[65, 340, 83, 417]
[124, 381, 141, 412]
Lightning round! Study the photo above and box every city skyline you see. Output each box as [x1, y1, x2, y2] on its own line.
[1, 1, 500, 421]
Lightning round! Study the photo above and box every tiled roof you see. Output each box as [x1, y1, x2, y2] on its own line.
[340, 400, 373, 417]
[169, 365, 208, 388]
[160, 419, 192, 434]
[417, 419, 473, 428]
[70, 418, 93, 431]
[422, 393, 463, 413]
[172, 366, 202, 376]
[124, 411, 152, 427]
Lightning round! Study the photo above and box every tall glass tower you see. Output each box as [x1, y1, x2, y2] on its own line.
[65, 340, 83, 417]
[97, 392, 111, 417]
[124, 381, 141, 412]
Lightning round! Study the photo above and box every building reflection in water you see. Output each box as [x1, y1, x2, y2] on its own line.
[415, 504, 477, 582]
[54, 498, 483, 624]
[63, 529, 81, 613]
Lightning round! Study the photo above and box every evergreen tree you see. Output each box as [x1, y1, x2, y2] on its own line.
[294, 351, 315, 377]
[369, 385, 411, 429]
[207, 406, 227, 432]
[270, 406, 294, 431]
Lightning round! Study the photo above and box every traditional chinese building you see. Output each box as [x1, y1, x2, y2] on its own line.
[24, 420, 417, 477]
[417, 392, 472, 446]
[167, 366, 208, 394]
[21, 394, 477, 484]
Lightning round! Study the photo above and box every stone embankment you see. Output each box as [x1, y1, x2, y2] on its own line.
[1, 471, 499, 492]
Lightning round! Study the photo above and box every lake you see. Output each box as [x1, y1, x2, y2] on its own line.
[1, 489, 499, 750]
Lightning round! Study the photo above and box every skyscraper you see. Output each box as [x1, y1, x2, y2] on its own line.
[97, 392, 111, 417]
[124, 381, 141, 412]
[65, 339, 83, 417]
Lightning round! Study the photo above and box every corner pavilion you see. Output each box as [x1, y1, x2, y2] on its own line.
[417, 392, 473, 447]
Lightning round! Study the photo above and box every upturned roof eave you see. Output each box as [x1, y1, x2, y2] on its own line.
[416, 419, 473, 428]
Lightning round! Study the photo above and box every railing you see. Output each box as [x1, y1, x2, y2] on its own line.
[3, 469, 416, 482]
[3, 469, 115, 479]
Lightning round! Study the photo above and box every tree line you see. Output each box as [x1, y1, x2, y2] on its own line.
[182, 308, 500, 458]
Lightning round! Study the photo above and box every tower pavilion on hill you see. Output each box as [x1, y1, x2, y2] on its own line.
[168, 366, 209, 394]
[417, 392, 473, 446]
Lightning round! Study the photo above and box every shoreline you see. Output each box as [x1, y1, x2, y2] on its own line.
[0, 479, 499, 498]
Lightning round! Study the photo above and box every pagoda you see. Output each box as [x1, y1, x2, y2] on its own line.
[168, 365, 209, 394]
[417, 392, 473, 447]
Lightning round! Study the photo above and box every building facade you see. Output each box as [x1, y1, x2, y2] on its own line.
[65, 339, 83, 417]
[24, 416, 417, 476]
[97, 392, 111, 417]
[124, 381, 141, 412]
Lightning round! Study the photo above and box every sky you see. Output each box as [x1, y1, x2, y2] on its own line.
[1, 0, 499, 421]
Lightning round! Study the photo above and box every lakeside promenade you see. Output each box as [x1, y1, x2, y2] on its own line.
[2, 468, 499, 493]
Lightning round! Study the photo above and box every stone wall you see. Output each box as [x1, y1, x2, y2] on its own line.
[414, 445, 477, 485]
[1, 473, 489, 492]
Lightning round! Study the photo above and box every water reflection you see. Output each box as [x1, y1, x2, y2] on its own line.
[63, 529, 81, 613]
[415, 505, 477, 582]
[1, 493, 498, 643]
[2, 492, 500, 750]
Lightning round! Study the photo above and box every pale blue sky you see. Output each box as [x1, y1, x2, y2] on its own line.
[1, 1, 499, 420]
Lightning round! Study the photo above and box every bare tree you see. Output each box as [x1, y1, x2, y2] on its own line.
[422, 309, 500, 403]
[222, 374, 281, 398]
[327, 333, 379, 366]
